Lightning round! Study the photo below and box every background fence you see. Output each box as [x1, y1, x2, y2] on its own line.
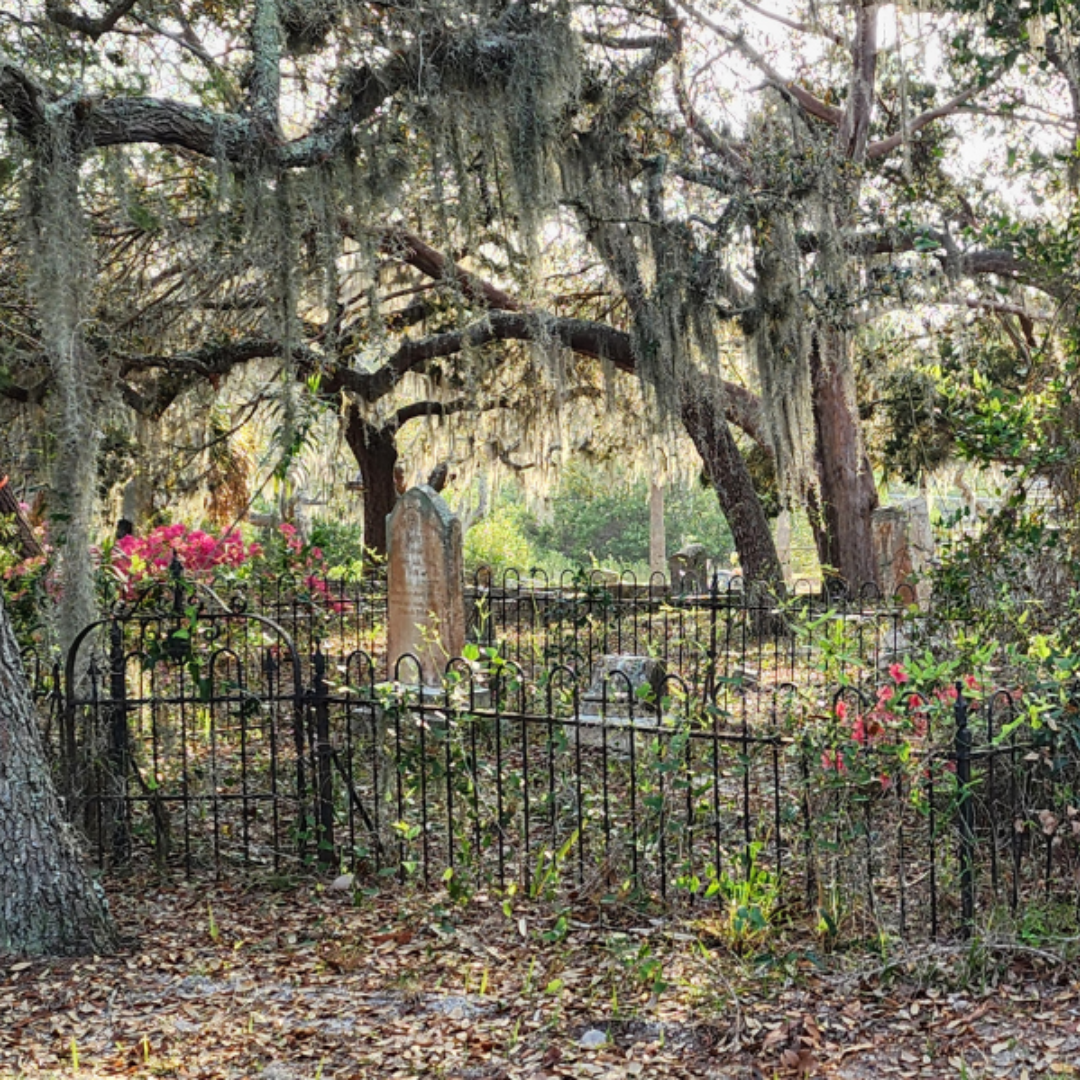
[22, 566, 1080, 942]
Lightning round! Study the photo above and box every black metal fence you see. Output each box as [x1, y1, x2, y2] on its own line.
[25, 567, 1080, 942]
[467, 569, 920, 696]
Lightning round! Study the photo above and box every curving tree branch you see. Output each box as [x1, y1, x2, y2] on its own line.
[45, 0, 139, 39]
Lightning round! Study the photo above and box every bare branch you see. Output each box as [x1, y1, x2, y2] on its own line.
[135, 11, 242, 110]
[375, 228, 523, 312]
[868, 68, 1005, 160]
[395, 400, 469, 426]
[676, 0, 842, 126]
[46, 0, 139, 39]
[582, 32, 671, 50]
[0, 60, 48, 137]
[732, 0, 846, 48]
[674, 56, 749, 175]
[838, 4, 878, 159]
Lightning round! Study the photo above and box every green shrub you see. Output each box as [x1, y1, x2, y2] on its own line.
[525, 464, 735, 567]
[464, 502, 536, 572]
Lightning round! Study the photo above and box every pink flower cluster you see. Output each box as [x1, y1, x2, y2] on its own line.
[822, 664, 919, 780]
[274, 524, 342, 611]
[821, 662, 980, 783]
[112, 524, 261, 587]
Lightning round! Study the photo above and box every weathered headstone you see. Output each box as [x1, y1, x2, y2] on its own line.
[387, 485, 465, 685]
[871, 496, 935, 606]
[669, 543, 709, 593]
[576, 655, 667, 751]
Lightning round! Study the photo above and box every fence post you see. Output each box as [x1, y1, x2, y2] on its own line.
[955, 683, 975, 935]
[312, 649, 337, 867]
[107, 619, 131, 865]
[293, 661, 310, 866]
[704, 570, 719, 705]
[169, 551, 185, 614]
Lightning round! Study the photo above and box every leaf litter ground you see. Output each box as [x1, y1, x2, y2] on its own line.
[2, 877, 1080, 1078]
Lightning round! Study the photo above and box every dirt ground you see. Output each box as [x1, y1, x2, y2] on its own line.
[2, 877, 1079, 1079]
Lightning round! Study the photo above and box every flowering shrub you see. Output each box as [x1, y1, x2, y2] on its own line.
[813, 661, 984, 793]
[263, 522, 344, 610]
[110, 523, 261, 594]
[95, 518, 350, 611]
[0, 503, 55, 642]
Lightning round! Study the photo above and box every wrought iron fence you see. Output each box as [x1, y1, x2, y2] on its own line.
[35, 564, 1080, 943]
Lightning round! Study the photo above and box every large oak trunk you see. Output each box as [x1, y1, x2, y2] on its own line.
[344, 408, 399, 558]
[810, 328, 879, 589]
[680, 390, 785, 597]
[0, 592, 117, 956]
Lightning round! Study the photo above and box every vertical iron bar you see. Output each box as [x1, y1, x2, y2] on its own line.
[313, 650, 336, 867]
[956, 685, 975, 935]
[494, 671, 505, 891]
[445, 681, 455, 878]
[658, 694, 667, 902]
[574, 684, 584, 887]
[107, 620, 132, 866]
[419, 689, 430, 888]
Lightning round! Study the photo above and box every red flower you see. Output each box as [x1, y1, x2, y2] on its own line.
[821, 750, 847, 773]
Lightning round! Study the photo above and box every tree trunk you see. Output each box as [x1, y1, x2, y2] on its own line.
[680, 390, 785, 597]
[774, 509, 792, 586]
[649, 478, 666, 579]
[0, 591, 117, 956]
[810, 328, 879, 589]
[0, 475, 43, 559]
[343, 408, 399, 558]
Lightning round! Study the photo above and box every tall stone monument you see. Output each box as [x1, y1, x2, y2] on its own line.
[871, 496, 935, 606]
[387, 485, 465, 685]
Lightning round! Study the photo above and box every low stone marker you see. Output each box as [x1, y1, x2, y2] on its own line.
[872, 496, 935, 607]
[576, 655, 668, 751]
[387, 485, 465, 685]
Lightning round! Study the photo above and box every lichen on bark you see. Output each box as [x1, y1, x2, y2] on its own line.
[0, 590, 117, 956]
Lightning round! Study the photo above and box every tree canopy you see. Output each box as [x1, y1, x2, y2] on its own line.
[1, 0, 1079, 612]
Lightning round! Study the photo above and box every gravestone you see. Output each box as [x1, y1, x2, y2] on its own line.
[387, 485, 465, 685]
[576, 655, 667, 751]
[871, 496, 935, 607]
[669, 543, 709, 593]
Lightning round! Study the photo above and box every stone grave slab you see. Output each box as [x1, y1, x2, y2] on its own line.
[575, 655, 668, 752]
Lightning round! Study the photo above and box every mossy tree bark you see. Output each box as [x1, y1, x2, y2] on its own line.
[0, 591, 117, 956]
[342, 399, 472, 557]
[810, 327, 880, 589]
[681, 390, 785, 594]
[343, 407, 399, 558]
